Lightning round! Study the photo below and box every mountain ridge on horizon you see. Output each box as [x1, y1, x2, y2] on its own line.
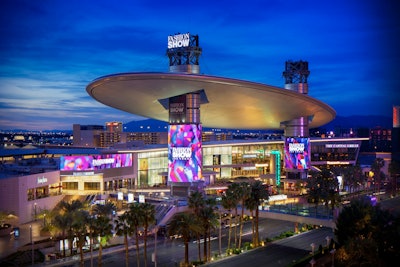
[1, 115, 392, 132]
[123, 115, 393, 132]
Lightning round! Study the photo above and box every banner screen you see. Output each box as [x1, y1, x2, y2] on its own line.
[284, 137, 311, 170]
[168, 124, 202, 182]
[60, 154, 132, 171]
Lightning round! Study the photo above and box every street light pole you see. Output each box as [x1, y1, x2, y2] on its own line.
[219, 210, 222, 256]
[30, 225, 34, 266]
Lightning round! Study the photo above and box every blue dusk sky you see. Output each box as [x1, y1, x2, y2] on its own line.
[1, 0, 399, 130]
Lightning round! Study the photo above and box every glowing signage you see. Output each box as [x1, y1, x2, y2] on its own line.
[37, 176, 48, 184]
[284, 137, 310, 170]
[168, 33, 190, 49]
[168, 124, 202, 182]
[172, 147, 192, 160]
[92, 158, 115, 166]
[325, 144, 359, 148]
[128, 193, 134, 203]
[60, 154, 132, 171]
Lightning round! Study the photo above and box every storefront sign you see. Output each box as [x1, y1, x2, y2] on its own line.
[168, 33, 190, 49]
[37, 176, 48, 184]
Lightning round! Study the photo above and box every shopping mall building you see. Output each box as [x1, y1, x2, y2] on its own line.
[0, 33, 370, 224]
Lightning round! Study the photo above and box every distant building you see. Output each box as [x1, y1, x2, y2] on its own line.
[73, 124, 104, 147]
[393, 106, 400, 162]
[370, 127, 392, 152]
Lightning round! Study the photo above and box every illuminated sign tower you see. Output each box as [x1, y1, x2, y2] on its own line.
[167, 33, 202, 74]
[282, 61, 311, 179]
[165, 33, 204, 196]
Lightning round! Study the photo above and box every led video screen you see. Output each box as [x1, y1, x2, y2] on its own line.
[284, 137, 311, 170]
[60, 154, 132, 171]
[168, 124, 202, 182]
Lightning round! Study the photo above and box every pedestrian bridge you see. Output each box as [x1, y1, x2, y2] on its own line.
[157, 203, 336, 229]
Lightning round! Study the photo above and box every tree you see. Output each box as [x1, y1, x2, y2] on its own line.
[335, 198, 400, 266]
[139, 202, 155, 267]
[188, 190, 205, 261]
[388, 160, 400, 196]
[221, 192, 236, 250]
[53, 212, 71, 257]
[114, 212, 133, 267]
[71, 209, 89, 267]
[246, 180, 269, 246]
[128, 203, 143, 267]
[371, 158, 385, 193]
[91, 205, 114, 267]
[237, 182, 251, 249]
[167, 213, 202, 267]
[307, 168, 340, 217]
[58, 199, 85, 256]
[225, 183, 240, 248]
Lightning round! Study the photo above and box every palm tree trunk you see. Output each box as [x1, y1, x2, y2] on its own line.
[251, 210, 255, 245]
[203, 230, 207, 262]
[238, 201, 245, 248]
[234, 207, 238, 249]
[227, 216, 232, 250]
[144, 226, 148, 267]
[208, 229, 211, 261]
[135, 232, 140, 267]
[197, 233, 201, 261]
[255, 208, 260, 246]
[124, 234, 129, 267]
[98, 243, 103, 267]
[79, 241, 84, 267]
[184, 241, 189, 267]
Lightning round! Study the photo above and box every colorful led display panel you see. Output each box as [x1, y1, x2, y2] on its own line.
[168, 124, 202, 182]
[60, 154, 132, 171]
[284, 137, 311, 170]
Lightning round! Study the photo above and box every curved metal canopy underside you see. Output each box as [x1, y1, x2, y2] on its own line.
[86, 72, 336, 130]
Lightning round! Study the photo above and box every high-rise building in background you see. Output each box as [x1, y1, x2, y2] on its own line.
[394, 105, 400, 128]
[73, 124, 104, 147]
[393, 106, 400, 161]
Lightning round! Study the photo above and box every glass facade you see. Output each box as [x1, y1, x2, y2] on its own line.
[138, 150, 168, 187]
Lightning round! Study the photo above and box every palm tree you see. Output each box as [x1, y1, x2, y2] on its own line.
[237, 182, 251, 249]
[92, 215, 113, 266]
[114, 212, 133, 267]
[71, 209, 89, 267]
[139, 202, 155, 267]
[246, 180, 269, 246]
[58, 199, 85, 256]
[388, 160, 400, 196]
[199, 202, 218, 262]
[221, 193, 235, 250]
[188, 190, 205, 261]
[226, 183, 240, 248]
[167, 213, 202, 267]
[52, 213, 71, 257]
[371, 158, 385, 194]
[128, 203, 144, 267]
[92, 202, 116, 219]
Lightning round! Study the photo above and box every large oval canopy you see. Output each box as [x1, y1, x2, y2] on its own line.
[86, 72, 336, 130]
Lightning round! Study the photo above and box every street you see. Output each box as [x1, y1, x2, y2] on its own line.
[42, 218, 333, 267]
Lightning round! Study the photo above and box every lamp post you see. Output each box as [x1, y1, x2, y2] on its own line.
[30, 225, 34, 266]
[326, 236, 331, 248]
[310, 242, 315, 256]
[330, 242, 336, 267]
[34, 203, 37, 221]
[219, 209, 222, 256]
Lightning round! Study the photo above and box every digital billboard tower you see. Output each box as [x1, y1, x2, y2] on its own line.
[282, 61, 311, 179]
[166, 33, 203, 196]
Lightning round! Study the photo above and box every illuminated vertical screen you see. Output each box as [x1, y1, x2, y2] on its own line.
[168, 124, 202, 182]
[284, 137, 311, 170]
